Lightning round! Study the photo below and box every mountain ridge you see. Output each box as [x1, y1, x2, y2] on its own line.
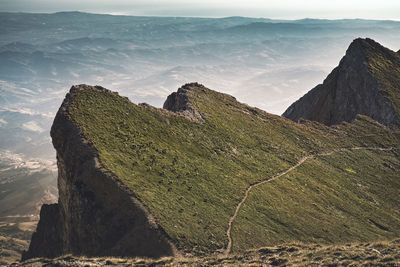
[23, 79, 400, 260]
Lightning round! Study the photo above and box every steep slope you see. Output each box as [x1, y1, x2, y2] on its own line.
[24, 83, 400, 259]
[283, 38, 400, 128]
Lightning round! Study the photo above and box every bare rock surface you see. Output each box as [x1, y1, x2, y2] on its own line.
[283, 38, 400, 128]
[163, 82, 205, 122]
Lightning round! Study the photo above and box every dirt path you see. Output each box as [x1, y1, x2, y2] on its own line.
[224, 146, 394, 255]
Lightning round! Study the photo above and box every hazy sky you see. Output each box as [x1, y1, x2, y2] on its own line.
[1, 0, 400, 20]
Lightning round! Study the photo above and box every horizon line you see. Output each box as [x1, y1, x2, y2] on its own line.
[1, 10, 400, 22]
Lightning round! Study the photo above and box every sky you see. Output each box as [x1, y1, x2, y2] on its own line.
[1, 0, 400, 20]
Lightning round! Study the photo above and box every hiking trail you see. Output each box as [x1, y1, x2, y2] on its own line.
[224, 146, 394, 255]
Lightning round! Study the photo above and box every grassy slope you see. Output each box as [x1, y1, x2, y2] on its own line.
[65, 85, 400, 253]
[233, 149, 400, 251]
[363, 40, 400, 117]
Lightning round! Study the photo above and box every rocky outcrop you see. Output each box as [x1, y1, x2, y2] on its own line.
[283, 38, 400, 128]
[163, 82, 204, 122]
[22, 85, 177, 260]
[22, 204, 63, 259]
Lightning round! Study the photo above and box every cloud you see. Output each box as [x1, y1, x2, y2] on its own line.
[21, 121, 45, 133]
[0, 150, 57, 172]
[0, 107, 54, 118]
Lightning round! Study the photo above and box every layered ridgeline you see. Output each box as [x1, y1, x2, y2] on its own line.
[23, 81, 400, 260]
[283, 38, 400, 128]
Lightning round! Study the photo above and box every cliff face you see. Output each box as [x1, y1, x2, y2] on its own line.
[283, 38, 400, 128]
[22, 85, 176, 260]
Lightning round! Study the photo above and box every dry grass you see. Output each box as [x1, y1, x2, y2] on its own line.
[14, 239, 400, 266]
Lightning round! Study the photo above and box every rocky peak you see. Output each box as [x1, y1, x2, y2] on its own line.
[283, 38, 400, 128]
[341, 38, 383, 70]
[346, 38, 382, 55]
[163, 82, 204, 122]
[344, 38, 368, 60]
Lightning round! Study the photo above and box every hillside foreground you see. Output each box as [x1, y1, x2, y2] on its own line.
[15, 239, 400, 266]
